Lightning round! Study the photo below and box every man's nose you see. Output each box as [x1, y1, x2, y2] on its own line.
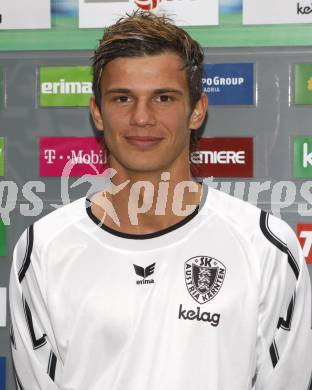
[129, 99, 156, 127]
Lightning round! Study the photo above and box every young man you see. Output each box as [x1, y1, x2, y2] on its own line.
[10, 11, 312, 390]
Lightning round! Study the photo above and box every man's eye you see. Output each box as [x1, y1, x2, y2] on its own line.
[156, 95, 173, 103]
[115, 96, 130, 103]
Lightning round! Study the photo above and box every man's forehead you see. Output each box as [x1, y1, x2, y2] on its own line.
[100, 53, 188, 90]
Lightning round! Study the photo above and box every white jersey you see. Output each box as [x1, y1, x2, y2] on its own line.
[9, 186, 312, 390]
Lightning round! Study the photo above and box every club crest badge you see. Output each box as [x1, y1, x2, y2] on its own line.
[184, 256, 226, 304]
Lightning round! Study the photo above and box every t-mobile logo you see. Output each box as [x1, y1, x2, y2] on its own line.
[44, 149, 57, 164]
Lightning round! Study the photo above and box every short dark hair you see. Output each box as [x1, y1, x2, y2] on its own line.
[92, 11, 205, 154]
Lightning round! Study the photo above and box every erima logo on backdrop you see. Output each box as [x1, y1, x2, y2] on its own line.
[293, 137, 312, 178]
[184, 256, 226, 304]
[40, 137, 108, 177]
[39, 66, 92, 107]
[202, 63, 254, 105]
[297, 224, 312, 264]
[191, 137, 253, 178]
[41, 79, 92, 95]
[133, 263, 155, 285]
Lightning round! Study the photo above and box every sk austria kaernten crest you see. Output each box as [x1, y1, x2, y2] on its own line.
[184, 256, 226, 304]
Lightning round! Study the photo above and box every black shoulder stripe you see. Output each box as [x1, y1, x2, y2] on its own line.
[308, 371, 312, 390]
[251, 372, 257, 387]
[47, 350, 57, 381]
[23, 296, 47, 350]
[18, 225, 34, 283]
[260, 211, 285, 251]
[269, 339, 279, 368]
[10, 324, 16, 349]
[277, 292, 296, 331]
[260, 211, 300, 280]
[13, 362, 26, 390]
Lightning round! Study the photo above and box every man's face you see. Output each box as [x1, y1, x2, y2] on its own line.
[90, 52, 207, 174]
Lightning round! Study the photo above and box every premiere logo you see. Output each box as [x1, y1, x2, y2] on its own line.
[297, 224, 312, 264]
[190, 137, 253, 177]
[40, 137, 108, 177]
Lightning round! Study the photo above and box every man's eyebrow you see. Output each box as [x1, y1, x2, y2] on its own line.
[104, 88, 131, 95]
[104, 88, 184, 95]
[154, 88, 183, 95]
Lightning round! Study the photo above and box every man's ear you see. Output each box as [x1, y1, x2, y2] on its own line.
[89, 96, 104, 131]
[189, 93, 208, 130]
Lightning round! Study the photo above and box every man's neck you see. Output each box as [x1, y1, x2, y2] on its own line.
[90, 166, 203, 235]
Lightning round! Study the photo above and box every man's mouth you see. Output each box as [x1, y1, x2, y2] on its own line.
[124, 136, 164, 149]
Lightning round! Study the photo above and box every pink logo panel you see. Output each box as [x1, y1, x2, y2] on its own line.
[40, 137, 108, 176]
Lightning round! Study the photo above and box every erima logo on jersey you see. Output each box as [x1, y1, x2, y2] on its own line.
[178, 304, 220, 327]
[185, 256, 226, 304]
[133, 263, 155, 285]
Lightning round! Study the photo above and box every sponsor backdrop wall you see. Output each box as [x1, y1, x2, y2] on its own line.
[1, 0, 312, 389]
[1, 0, 312, 49]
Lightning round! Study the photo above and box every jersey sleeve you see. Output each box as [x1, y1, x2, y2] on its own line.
[254, 211, 312, 390]
[9, 225, 61, 390]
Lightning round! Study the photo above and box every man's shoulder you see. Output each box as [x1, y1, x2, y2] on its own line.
[206, 187, 295, 248]
[206, 187, 262, 236]
[32, 197, 87, 248]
